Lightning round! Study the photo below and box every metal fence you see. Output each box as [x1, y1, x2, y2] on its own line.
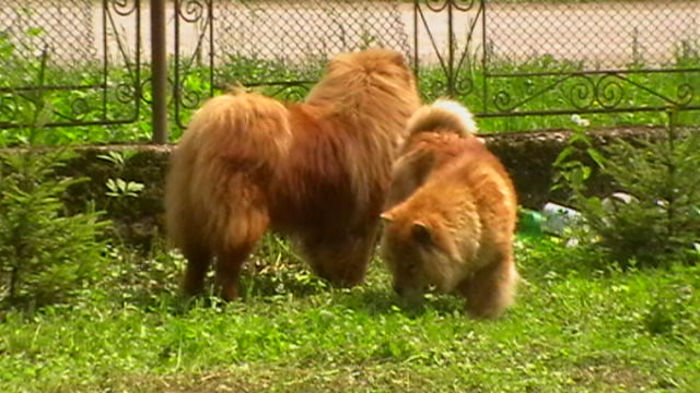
[173, 0, 411, 127]
[0, 0, 698, 137]
[476, 0, 700, 116]
[0, 0, 142, 129]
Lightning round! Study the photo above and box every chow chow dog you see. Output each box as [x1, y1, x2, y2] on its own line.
[165, 49, 420, 300]
[380, 100, 519, 318]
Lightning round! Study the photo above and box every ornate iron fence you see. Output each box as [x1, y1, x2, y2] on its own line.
[414, 0, 700, 117]
[0, 0, 142, 129]
[173, 0, 410, 128]
[174, 0, 699, 129]
[1, 0, 698, 135]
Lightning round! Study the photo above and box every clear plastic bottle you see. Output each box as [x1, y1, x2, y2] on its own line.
[540, 202, 581, 236]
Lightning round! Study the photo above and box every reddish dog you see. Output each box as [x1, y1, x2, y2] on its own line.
[165, 49, 420, 300]
[381, 100, 519, 318]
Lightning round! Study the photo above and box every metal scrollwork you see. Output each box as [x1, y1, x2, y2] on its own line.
[116, 81, 138, 104]
[51, 94, 95, 123]
[415, 0, 482, 100]
[451, 0, 478, 12]
[565, 75, 596, 110]
[420, 78, 446, 101]
[477, 1, 699, 118]
[140, 76, 173, 105]
[179, 88, 202, 110]
[676, 83, 694, 106]
[454, 74, 474, 96]
[70, 97, 91, 119]
[595, 74, 624, 109]
[423, 1, 450, 13]
[109, 0, 139, 17]
[0, 1, 141, 129]
[178, 0, 206, 23]
[174, 0, 213, 128]
[423, 0, 477, 13]
[178, 73, 205, 109]
[493, 90, 513, 112]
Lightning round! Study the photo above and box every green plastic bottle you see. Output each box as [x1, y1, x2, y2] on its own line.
[518, 208, 543, 236]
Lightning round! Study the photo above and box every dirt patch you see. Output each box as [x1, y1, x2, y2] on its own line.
[407, 1, 700, 67]
[572, 364, 652, 390]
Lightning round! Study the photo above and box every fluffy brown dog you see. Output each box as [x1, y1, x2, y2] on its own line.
[380, 100, 519, 319]
[165, 49, 420, 300]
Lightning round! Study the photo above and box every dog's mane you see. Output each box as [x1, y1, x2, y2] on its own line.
[298, 49, 421, 209]
[305, 49, 419, 142]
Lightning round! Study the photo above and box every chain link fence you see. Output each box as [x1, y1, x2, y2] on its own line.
[0, 0, 141, 130]
[0, 0, 97, 86]
[484, 1, 699, 69]
[174, 0, 412, 126]
[1, 0, 699, 134]
[214, 0, 410, 66]
[476, 0, 700, 117]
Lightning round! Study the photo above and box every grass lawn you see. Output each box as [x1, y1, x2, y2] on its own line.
[1, 235, 698, 392]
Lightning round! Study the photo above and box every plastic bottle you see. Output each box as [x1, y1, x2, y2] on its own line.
[540, 202, 581, 236]
[518, 208, 544, 236]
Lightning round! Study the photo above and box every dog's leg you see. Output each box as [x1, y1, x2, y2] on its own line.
[182, 243, 212, 297]
[459, 250, 519, 319]
[214, 207, 269, 301]
[214, 246, 253, 301]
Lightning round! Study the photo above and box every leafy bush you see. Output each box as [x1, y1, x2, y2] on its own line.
[553, 118, 700, 268]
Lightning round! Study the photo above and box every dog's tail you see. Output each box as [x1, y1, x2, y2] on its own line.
[406, 99, 478, 137]
[165, 92, 291, 252]
[184, 92, 292, 169]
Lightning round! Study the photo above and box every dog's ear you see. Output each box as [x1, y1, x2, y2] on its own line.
[411, 221, 432, 245]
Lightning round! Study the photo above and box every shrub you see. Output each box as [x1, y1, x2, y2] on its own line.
[0, 151, 109, 309]
[553, 117, 700, 268]
[0, 51, 109, 310]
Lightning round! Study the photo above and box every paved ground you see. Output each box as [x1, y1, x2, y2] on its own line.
[3, 1, 699, 68]
[406, 1, 700, 68]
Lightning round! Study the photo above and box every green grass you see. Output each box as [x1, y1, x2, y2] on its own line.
[1, 235, 698, 392]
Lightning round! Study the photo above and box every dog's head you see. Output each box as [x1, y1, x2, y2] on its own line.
[380, 204, 464, 303]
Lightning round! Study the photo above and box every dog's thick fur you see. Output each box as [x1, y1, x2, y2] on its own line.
[380, 100, 519, 319]
[165, 49, 420, 300]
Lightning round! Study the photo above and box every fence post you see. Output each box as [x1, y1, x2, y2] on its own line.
[151, 0, 168, 144]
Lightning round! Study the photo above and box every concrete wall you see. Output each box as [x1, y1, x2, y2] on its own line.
[9, 125, 671, 245]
